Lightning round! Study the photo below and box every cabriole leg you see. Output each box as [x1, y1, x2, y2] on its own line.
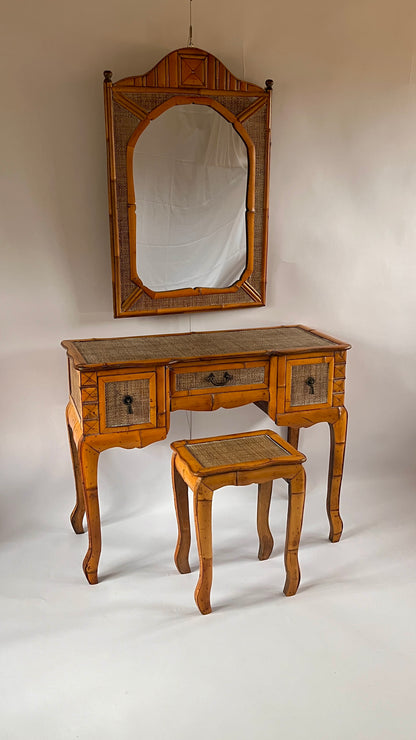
[327, 407, 348, 543]
[172, 454, 191, 574]
[79, 440, 101, 585]
[284, 466, 306, 597]
[257, 480, 274, 560]
[193, 481, 214, 615]
[66, 416, 86, 534]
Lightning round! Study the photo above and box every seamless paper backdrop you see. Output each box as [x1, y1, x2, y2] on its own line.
[1, 0, 416, 537]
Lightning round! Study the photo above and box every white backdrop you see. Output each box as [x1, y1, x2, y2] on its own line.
[2, 4, 416, 738]
[1, 0, 415, 540]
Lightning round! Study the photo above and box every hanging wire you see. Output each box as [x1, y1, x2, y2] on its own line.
[187, 0, 194, 47]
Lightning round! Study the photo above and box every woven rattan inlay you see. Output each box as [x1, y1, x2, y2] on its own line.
[187, 434, 290, 469]
[290, 362, 330, 407]
[105, 378, 150, 427]
[175, 365, 265, 392]
[72, 327, 337, 366]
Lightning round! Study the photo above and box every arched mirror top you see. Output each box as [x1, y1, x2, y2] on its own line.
[104, 47, 273, 317]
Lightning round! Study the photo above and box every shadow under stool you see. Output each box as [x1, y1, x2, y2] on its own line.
[170, 429, 307, 614]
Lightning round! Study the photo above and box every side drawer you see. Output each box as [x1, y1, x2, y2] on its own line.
[171, 360, 268, 397]
[285, 356, 334, 411]
[98, 371, 157, 433]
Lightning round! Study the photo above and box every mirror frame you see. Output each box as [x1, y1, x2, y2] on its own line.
[104, 47, 273, 317]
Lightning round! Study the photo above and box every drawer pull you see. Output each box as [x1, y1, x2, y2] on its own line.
[206, 371, 233, 387]
[306, 377, 315, 395]
[123, 394, 134, 414]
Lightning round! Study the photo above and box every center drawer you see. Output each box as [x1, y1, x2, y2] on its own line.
[171, 360, 268, 397]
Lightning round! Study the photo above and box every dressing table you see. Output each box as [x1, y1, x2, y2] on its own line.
[62, 48, 350, 584]
[63, 325, 349, 584]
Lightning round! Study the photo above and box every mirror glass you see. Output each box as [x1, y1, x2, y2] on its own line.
[133, 104, 248, 292]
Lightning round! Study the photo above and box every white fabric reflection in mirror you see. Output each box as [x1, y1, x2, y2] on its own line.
[133, 104, 248, 292]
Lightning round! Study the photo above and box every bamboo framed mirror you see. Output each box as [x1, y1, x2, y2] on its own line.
[104, 47, 272, 317]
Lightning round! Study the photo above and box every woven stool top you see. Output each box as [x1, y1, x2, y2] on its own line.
[171, 430, 306, 476]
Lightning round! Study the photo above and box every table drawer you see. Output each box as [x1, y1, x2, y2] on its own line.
[285, 356, 334, 411]
[171, 360, 268, 397]
[98, 371, 157, 432]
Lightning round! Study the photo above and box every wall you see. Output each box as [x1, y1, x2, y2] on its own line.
[1, 0, 416, 538]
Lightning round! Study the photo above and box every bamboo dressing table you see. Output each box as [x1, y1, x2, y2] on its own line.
[62, 324, 350, 584]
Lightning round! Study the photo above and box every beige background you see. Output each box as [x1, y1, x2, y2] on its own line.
[1, 2, 416, 738]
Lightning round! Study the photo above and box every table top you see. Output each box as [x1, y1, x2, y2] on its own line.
[62, 325, 350, 370]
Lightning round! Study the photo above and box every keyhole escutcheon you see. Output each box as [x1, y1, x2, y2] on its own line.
[123, 395, 134, 414]
[306, 377, 315, 395]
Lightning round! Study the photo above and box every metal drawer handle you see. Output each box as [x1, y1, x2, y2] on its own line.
[306, 377, 315, 395]
[123, 394, 134, 413]
[206, 371, 233, 387]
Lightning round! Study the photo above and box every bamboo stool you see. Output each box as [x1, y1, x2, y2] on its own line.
[171, 429, 306, 614]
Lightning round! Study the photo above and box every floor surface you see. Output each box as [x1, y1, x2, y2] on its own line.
[1, 466, 415, 739]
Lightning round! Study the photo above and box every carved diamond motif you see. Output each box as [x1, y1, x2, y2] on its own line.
[179, 55, 207, 87]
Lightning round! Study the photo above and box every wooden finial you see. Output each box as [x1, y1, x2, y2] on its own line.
[104, 70, 113, 82]
[265, 79, 273, 91]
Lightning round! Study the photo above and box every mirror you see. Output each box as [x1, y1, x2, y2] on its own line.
[133, 104, 248, 292]
[104, 47, 272, 317]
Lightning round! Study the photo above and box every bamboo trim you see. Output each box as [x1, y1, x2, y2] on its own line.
[112, 91, 147, 120]
[240, 281, 262, 303]
[237, 96, 268, 123]
[121, 287, 144, 312]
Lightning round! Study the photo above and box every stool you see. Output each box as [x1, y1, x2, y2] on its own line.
[171, 429, 306, 614]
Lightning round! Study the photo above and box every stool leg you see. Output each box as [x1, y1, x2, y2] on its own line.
[284, 467, 306, 597]
[193, 481, 214, 615]
[172, 454, 191, 574]
[257, 480, 274, 560]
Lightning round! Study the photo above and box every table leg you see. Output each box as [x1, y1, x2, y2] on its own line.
[193, 481, 214, 615]
[66, 414, 86, 534]
[287, 427, 300, 450]
[257, 480, 274, 560]
[283, 466, 306, 597]
[327, 406, 348, 543]
[172, 454, 191, 574]
[79, 440, 101, 585]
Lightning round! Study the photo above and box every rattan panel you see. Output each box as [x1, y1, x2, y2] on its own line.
[175, 365, 265, 392]
[104, 378, 151, 427]
[73, 327, 336, 366]
[187, 434, 290, 469]
[290, 362, 330, 407]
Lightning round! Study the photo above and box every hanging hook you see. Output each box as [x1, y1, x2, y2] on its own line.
[187, 0, 194, 47]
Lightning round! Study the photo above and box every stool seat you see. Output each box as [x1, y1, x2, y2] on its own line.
[171, 429, 307, 614]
